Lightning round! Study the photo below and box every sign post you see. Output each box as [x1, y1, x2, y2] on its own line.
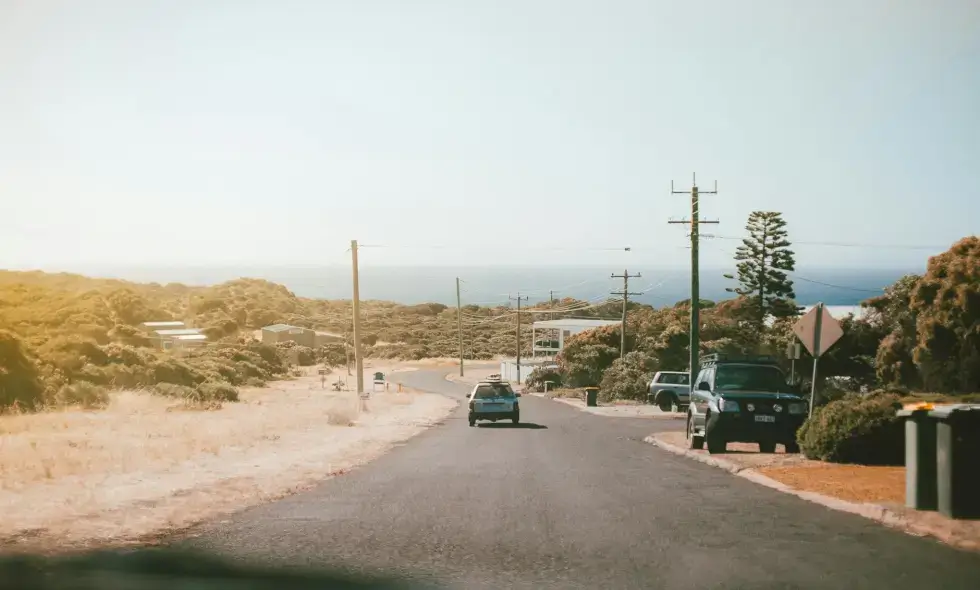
[785, 341, 802, 386]
[792, 303, 844, 414]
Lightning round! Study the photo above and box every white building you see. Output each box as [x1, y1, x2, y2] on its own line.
[149, 327, 207, 349]
[530, 318, 622, 357]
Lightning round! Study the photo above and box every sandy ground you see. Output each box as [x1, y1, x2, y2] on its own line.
[0, 360, 457, 553]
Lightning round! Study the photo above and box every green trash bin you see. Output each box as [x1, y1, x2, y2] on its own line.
[584, 387, 599, 407]
[897, 407, 938, 511]
[930, 404, 980, 519]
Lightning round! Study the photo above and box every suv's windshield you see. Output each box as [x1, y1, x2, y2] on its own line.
[657, 373, 690, 385]
[474, 383, 515, 398]
[714, 365, 787, 393]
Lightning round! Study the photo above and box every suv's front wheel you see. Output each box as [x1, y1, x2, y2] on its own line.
[705, 416, 727, 454]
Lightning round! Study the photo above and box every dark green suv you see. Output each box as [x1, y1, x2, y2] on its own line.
[686, 354, 807, 454]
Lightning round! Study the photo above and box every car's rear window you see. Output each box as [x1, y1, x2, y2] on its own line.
[657, 373, 690, 385]
[474, 383, 515, 398]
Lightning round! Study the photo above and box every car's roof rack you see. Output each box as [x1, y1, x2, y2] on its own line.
[700, 353, 780, 367]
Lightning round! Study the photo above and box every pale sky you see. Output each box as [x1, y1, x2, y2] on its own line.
[1, 0, 977, 271]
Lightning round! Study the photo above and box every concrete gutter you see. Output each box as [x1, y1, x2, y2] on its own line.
[644, 432, 979, 553]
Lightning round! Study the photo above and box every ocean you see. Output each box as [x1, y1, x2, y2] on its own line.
[57, 264, 915, 309]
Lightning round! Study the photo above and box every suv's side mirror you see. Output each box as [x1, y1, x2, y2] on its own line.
[697, 381, 711, 391]
[515, 392, 522, 397]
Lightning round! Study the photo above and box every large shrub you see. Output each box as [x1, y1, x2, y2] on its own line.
[796, 393, 904, 465]
[524, 366, 566, 393]
[557, 326, 622, 387]
[598, 351, 659, 403]
[0, 330, 45, 409]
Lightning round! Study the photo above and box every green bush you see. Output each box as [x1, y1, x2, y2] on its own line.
[0, 330, 45, 409]
[598, 351, 659, 403]
[294, 346, 316, 366]
[195, 381, 239, 402]
[524, 366, 565, 393]
[52, 381, 110, 409]
[797, 393, 904, 465]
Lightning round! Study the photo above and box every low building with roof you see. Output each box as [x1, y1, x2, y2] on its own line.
[144, 325, 207, 350]
[142, 321, 185, 330]
[261, 323, 316, 347]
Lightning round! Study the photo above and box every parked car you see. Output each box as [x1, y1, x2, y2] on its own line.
[648, 371, 691, 412]
[468, 377, 521, 426]
[686, 354, 807, 454]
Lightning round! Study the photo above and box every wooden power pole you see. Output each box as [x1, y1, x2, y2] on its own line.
[510, 293, 528, 383]
[669, 174, 719, 388]
[350, 239, 364, 395]
[456, 277, 464, 377]
[610, 269, 642, 358]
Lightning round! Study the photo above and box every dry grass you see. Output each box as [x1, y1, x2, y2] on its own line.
[758, 463, 906, 505]
[0, 362, 456, 552]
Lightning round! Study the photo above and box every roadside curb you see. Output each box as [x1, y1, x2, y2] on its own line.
[643, 433, 979, 553]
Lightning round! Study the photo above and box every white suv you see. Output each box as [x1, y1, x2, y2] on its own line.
[468, 378, 520, 426]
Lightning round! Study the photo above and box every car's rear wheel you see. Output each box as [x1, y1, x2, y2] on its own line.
[512, 411, 520, 425]
[658, 394, 676, 412]
[468, 415, 476, 427]
[759, 441, 776, 453]
[784, 441, 801, 454]
[687, 413, 704, 450]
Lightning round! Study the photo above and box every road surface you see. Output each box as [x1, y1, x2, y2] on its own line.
[179, 368, 980, 589]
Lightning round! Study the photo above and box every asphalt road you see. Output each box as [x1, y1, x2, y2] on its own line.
[179, 368, 980, 589]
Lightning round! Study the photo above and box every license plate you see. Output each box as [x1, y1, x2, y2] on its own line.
[754, 415, 775, 423]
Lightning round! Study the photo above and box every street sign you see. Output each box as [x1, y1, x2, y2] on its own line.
[793, 304, 843, 358]
[785, 342, 801, 360]
[793, 302, 844, 414]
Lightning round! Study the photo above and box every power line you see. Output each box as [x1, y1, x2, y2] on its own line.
[359, 243, 632, 252]
[789, 274, 885, 294]
[702, 234, 946, 251]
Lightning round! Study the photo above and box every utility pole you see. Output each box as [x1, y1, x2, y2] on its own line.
[610, 269, 642, 358]
[350, 240, 364, 395]
[549, 290, 556, 306]
[345, 317, 353, 376]
[509, 293, 528, 383]
[669, 174, 719, 388]
[456, 277, 464, 377]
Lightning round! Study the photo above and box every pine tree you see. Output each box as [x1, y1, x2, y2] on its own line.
[724, 211, 799, 326]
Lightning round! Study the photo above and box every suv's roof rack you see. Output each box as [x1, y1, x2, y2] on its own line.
[700, 353, 780, 367]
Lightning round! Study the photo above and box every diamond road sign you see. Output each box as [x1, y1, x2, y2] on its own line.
[793, 305, 843, 357]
